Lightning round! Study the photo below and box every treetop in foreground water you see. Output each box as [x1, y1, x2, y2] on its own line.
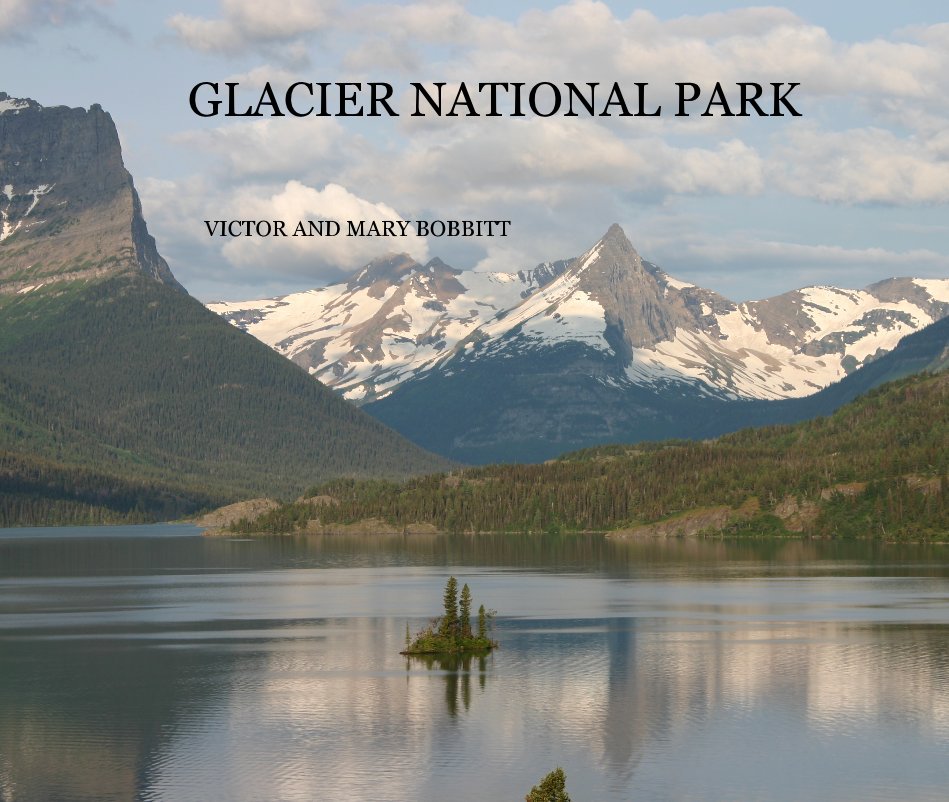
[526, 767, 571, 802]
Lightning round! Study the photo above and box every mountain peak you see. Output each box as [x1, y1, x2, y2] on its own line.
[585, 223, 643, 274]
[0, 92, 182, 295]
[572, 223, 702, 352]
[423, 256, 459, 275]
[599, 222, 639, 252]
[346, 253, 421, 295]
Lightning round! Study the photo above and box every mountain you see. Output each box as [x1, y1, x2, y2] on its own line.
[0, 92, 181, 293]
[0, 93, 446, 526]
[210, 225, 948, 462]
[231, 370, 949, 542]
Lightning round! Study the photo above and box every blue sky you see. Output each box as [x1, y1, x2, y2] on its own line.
[1, 1, 947, 301]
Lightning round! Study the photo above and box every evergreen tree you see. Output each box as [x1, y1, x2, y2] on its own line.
[525, 768, 571, 802]
[440, 576, 459, 642]
[403, 580, 497, 656]
[460, 583, 473, 638]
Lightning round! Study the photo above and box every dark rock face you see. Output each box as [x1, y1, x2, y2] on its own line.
[0, 92, 182, 294]
[575, 224, 732, 352]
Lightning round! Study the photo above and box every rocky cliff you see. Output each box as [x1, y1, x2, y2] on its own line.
[0, 92, 181, 295]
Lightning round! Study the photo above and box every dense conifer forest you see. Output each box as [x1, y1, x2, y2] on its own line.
[0, 275, 446, 526]
[232, 372, 948, 540]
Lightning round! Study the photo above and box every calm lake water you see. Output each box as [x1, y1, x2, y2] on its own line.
[1, 525, 948, 802]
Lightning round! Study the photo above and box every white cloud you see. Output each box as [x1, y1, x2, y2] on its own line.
[140, 176, 429, 287]
[774, 126, 949, 204]
[168, 0, 335, 60]
[682, 238, 947, 269]
[221, 180, 429, 272]
[152, 2, 949, 297]
[173, 118, 354, 181]
[0, 0, 117, 39]
[340, 115, 765, 206]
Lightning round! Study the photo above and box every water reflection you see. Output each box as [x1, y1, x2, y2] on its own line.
[263, 533, 949, 579]
[491, 615, 949, 801]
[5, 526, 949, 580]
[404, 652, 491, 717]
[0, 635, 246, 801]
[0, 527, 948, 801]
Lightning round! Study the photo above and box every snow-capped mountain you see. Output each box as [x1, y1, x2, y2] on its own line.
[210, 250, 574, 403]
[209, 224, 949, 405]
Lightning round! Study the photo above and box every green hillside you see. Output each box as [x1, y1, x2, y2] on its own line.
[0, 275, 447, 526]
[234, 371, 948, 540]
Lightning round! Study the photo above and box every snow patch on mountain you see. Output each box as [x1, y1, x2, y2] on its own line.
[627, 326, 839, 399]
[663, 275, 695, 291]
[0, 97, 30, 114]
[475, 246, 607, 348]
[0, 182, 55, 242]
[915, 278, 949, 301]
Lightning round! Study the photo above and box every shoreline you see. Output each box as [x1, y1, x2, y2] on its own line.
[199, 523, 948, 544]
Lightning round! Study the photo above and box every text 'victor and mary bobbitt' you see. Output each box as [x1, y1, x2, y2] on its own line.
[205, 220, 511, 238]
[189, 81, 803, 119]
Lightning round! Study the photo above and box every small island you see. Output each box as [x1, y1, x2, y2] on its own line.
[402, 576, 498, 656]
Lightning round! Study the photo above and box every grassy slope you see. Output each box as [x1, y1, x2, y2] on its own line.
[0, 275, 447, 526]
[235, 371, 948, 540]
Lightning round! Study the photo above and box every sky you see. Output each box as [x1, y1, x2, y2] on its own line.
[1, 0, 948, 302]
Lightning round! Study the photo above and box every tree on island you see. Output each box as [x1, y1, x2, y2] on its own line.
[439, 576, 459, 640]
[402, 576, 497, 656]
[459, 583, 472, 638]
[525, 768, 571, 802]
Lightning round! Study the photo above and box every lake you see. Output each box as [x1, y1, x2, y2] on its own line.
[1, 525, 947, 801]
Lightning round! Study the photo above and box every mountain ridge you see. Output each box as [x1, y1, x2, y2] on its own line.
[211, 225, 948, 409]
[209, 225, 948, 462]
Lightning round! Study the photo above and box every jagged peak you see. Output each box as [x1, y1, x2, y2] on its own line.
[598, 223, 638, 253]
[422, 256, 460, 275]
[348, 253, 421, 288]
[573, 224, 645, 281]
[0, 93, 110, 118]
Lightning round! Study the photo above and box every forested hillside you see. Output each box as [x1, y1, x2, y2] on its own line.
[0, 275, 447, 526]
[233, 372, 948, 540]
